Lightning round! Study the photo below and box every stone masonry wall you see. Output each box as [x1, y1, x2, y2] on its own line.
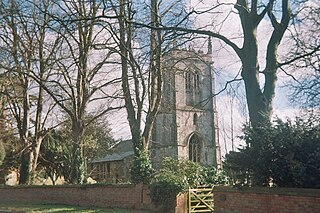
[214, 187, 320, 213]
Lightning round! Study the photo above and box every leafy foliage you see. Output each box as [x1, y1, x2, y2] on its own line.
[149, 157, 230, 210]
[39, 116, 115, 184]
[39, 130, 67, 184]
[154, 158, 204, 190]
[149, 180, 183, 213]
[130, 149, 154, 184]
[225, 117, 320, 188]
[0, 135, 20, 174]
[202, 166, 231, 186]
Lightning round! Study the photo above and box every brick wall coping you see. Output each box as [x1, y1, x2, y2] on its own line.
[0, 183, 137, 189]
[214, 186, 320, 197]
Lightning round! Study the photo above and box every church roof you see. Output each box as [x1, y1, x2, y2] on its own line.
[91, 150, 134, 163]
[90, 139, 134, 163]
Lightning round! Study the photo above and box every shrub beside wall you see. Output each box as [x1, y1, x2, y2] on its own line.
[225, 118, 320, 188]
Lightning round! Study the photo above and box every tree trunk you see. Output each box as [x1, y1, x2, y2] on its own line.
[29, 74, 45, 184]
[68, 119, 85, 184]
[242, 65, 272, 127]
[19, 149, 30, 184]
[29, 137, 43, 185]
[142, 0, 163, 150]
[19, 87, 31, 184]
[235, 0, 290, 127]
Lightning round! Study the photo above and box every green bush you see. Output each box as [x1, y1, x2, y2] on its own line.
[225, 117, 320, 188]
[149, 180, 184, 212]
[202, 167, 231, 186]
[130, 149, 154, 184]
[149, 157, 230, 210]
[156, 158, 204, 188]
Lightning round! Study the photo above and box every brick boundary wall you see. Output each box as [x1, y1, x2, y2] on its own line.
[0, 184, 152, 210]
[5, 184, 318, 212]
[214, 186, 320, 213]
[0, 184, 187, 212]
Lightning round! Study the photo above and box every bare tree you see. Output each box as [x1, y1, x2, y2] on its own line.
[119, 0, 162, 153]
[131, 0, 319, 128]
[0, 0, 122, 184]
[189, 0, 291, 127]
[0, 0, 59, 184]
[285, 3, 320, 109]
[36, 0, 122, 184]
[118, 0, 162, 182]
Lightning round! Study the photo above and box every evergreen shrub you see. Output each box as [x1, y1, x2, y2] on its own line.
[225, 117, 320, 188]
[150, 157, 230, 211]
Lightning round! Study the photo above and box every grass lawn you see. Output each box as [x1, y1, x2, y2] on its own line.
[0, 201, 151, 213]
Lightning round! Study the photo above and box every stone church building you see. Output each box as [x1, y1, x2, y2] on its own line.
[89, 43, 221, 183]
[151, 45, 221, 169]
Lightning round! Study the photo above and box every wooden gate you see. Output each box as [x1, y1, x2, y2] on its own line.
[188, 187, 214, 213]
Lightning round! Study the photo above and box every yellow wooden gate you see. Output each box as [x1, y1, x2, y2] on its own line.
[188, 187, 214, 213]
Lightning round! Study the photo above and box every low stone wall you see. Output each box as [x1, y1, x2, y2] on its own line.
[214, 186, 320, 213]
[0, 184, 187, 212]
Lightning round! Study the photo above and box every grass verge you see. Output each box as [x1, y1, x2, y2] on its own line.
[0, 201, 150, 213]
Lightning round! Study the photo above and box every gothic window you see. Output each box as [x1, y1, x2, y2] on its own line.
[189, 134, 201, 163]
[186, 72, 192, 91]
[193, 113, 198, 125]
[186, 72, 193, 105]
[185, 70, 201, 106]
[194, 72, 200, 91]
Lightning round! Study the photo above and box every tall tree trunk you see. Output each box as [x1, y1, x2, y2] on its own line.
[235, 0, 291, 127]
[118, 0, 162, 153]
[28, 4, 49, 184]
[29, 91, 44, 184]
[69, 119, 85, 184]
[19, 88, 31, 184]
[117, 0, 162, 184]
[119, 0, 141, 155]
[142, 0, 163, 150]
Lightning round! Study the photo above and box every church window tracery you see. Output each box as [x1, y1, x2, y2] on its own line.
[189, 134, 201, 163]
[185, 69, 201, 107]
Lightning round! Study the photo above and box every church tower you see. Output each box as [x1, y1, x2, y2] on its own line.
[151, 41, 221, 169]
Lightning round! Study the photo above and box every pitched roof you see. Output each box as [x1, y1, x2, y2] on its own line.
[90, 139, 134, 163]
[91, 150, 134, 163]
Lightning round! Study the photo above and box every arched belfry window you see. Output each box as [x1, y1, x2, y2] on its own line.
[189, 134, 201, 163]
[193, 113, 198, 125]
[185, 69, 201, 107]
[186, 72, 192, 92]
[194, 72, 200, 92]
